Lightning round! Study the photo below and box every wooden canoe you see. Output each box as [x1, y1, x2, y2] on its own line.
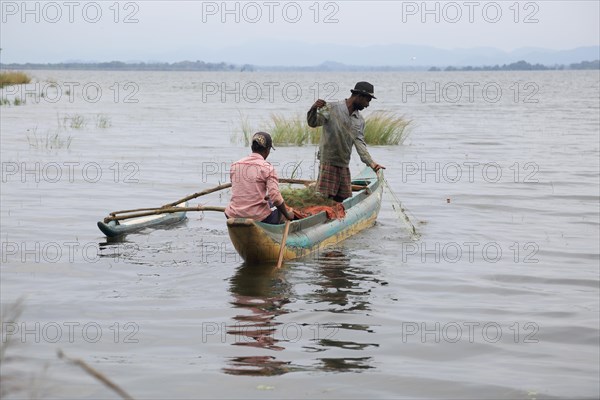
[97, 202, 188, 237]
[226, 168, 383, 264]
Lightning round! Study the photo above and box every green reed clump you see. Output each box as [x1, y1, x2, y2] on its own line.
[57, 114, 87, 129]
[363, 112, 411, 145]
[95, 114, 111, 128]
[0, 71, 31, 88]
[69, 114, 86, 129]
[235, 113, 321, 147]
[280, 186, 335, 208]
[267, 114, 321, 146]
[235, 112, 409, 146]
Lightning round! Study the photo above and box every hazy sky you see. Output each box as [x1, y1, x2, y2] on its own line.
[1, 0, 599, 63]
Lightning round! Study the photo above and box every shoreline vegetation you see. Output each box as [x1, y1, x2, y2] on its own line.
[0, 71, 31, 88]
[1, 60, 598, 72]
[429, 59, 600, 72]
[236, 113, 410, 146]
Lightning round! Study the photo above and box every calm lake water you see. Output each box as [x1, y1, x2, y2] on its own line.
[1, 70, 599, 399]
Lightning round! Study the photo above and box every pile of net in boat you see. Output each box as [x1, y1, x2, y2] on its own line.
[280, 186, 345, 220]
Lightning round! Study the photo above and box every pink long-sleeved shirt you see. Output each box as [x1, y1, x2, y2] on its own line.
[225, 153, 284, 221]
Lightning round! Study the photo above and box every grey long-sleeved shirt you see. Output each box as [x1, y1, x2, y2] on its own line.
[307, 100, 374, 168]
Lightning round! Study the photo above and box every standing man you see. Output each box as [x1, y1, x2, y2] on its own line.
[225, 132, 294, 224]
[307, 81, 385, 202]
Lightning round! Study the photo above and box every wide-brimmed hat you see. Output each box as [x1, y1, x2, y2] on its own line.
[350, 81, 376, 99]
[252, 131, 275, 150]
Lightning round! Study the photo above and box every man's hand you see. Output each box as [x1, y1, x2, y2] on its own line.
[311, 99, 327, 109]
[371, 162, 386, 172]
[276, 202, 295, 221]
[284, 208, 295, 221]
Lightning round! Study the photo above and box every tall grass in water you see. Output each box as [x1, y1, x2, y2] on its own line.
[26, 127, 73, 150]
[0, 299, 32, 398]
[267, 114, 321, 146]
[1, 299, 131, 399]
[235, 112, 409, 146]
[96, 114, 111, 128]
[363, 112, 411, 145]
[0, 97, 25, 106]
[237, 113, 320, 146]
[68, 114, 86, 129]
[0, 71, 31, 88]
[235, 113, 253, 146]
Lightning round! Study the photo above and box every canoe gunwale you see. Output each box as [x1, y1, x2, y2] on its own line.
[227, 170, 381, 234]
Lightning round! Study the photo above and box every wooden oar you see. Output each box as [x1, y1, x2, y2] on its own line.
[382, 178, 419, 238]
[276, 220, 291, 269]
[280, 178, 314, 186]
[103, 177, 343, 225]
[104, 205, 225, 223]
[161, 182, 232, 208]
[104, 182, 232, 219]
[109, 179, 316, 217]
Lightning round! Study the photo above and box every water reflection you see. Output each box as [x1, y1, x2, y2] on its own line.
[224, 356, 292, 377]
[303, 249, 379, 371]
[317, 357, 374, 372]
[224, 249, 380, 375]
[310, 249, 380, 313]
[224, 262, 297, 376]
[228, 263, 291, 350]
[97, 236, 144, 263]
[97, 226, 195, 267]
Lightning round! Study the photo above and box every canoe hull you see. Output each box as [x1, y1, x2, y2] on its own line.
[97, 202, 188, 237]
[226, 168, 383, 264]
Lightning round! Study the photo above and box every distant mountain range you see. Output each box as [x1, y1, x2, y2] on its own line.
[2, 59, 598, 72]
[192, 41, 600, 68]
[1, 42, 598, 71]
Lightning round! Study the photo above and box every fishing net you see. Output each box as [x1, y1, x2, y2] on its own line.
[280, 186, 345, 220]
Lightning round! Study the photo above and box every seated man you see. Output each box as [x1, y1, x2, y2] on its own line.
[225, 132, 294, 224]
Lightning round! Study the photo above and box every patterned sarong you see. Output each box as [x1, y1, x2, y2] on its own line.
[317, 163, 352, 200]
